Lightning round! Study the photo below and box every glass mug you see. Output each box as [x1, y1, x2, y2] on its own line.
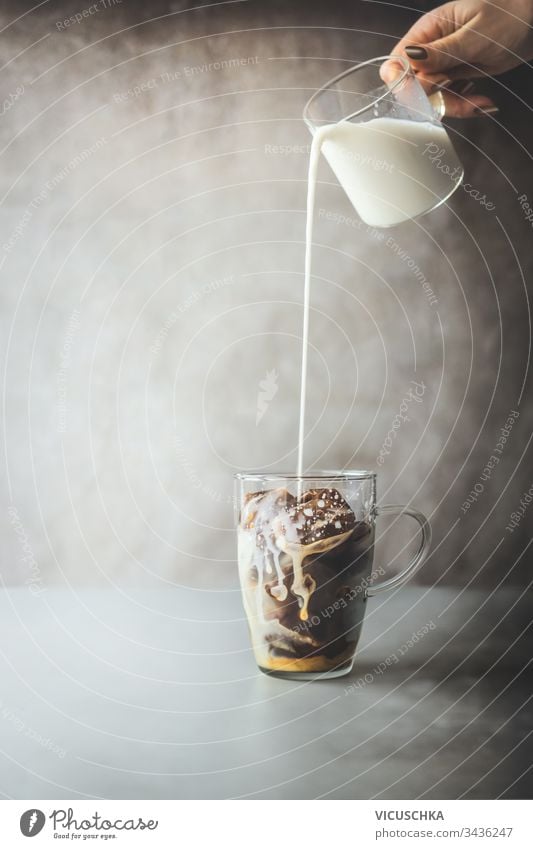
[235, 471, 431, 680]
[303, 55, 463, 228]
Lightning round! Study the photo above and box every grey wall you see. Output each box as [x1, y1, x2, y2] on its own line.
[1, 0, 532, 590]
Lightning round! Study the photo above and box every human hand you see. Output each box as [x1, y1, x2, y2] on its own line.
[383, 0, 533, 118]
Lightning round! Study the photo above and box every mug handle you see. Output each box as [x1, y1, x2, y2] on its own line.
[366, 504, 432, 597]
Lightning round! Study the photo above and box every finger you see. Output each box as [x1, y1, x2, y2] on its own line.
[380, 56, 406, 85]
[417, 70, 484, 93]
[438, 92, 499, 119]
[379, 60, 451, 90]
[414, 71, 459, 94]
[381, 61, 482, 96]
[380, 62, 459, 93]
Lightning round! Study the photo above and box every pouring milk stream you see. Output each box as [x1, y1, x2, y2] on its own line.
[296, 103, 462, 477]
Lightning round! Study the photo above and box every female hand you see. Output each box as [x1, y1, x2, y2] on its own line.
[384, 0, 533, 117]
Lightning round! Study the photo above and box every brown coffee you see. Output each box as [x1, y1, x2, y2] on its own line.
[238, 486, 375, 676]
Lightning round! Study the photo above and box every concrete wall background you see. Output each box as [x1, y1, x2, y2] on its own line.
[1, 0, 532, 591]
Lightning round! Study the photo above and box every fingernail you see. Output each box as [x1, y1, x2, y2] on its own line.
[405, 46, 428, 60]
[449, 80, 475, 95]
[474, 105, 499, 116]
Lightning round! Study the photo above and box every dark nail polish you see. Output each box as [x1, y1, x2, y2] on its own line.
[405, 46, 428, 60]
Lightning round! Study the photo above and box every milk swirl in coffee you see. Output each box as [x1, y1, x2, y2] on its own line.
[238, 487, 374, 674]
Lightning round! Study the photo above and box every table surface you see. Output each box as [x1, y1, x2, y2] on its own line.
[0, 584, 530, 799]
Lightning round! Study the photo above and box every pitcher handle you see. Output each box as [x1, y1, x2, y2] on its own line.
[366, 504, 432, 597]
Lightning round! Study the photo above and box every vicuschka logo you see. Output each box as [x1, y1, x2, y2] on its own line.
[20, 809, 46, 837]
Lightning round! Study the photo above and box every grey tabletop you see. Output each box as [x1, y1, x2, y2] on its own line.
[0, 584, 530, 800]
